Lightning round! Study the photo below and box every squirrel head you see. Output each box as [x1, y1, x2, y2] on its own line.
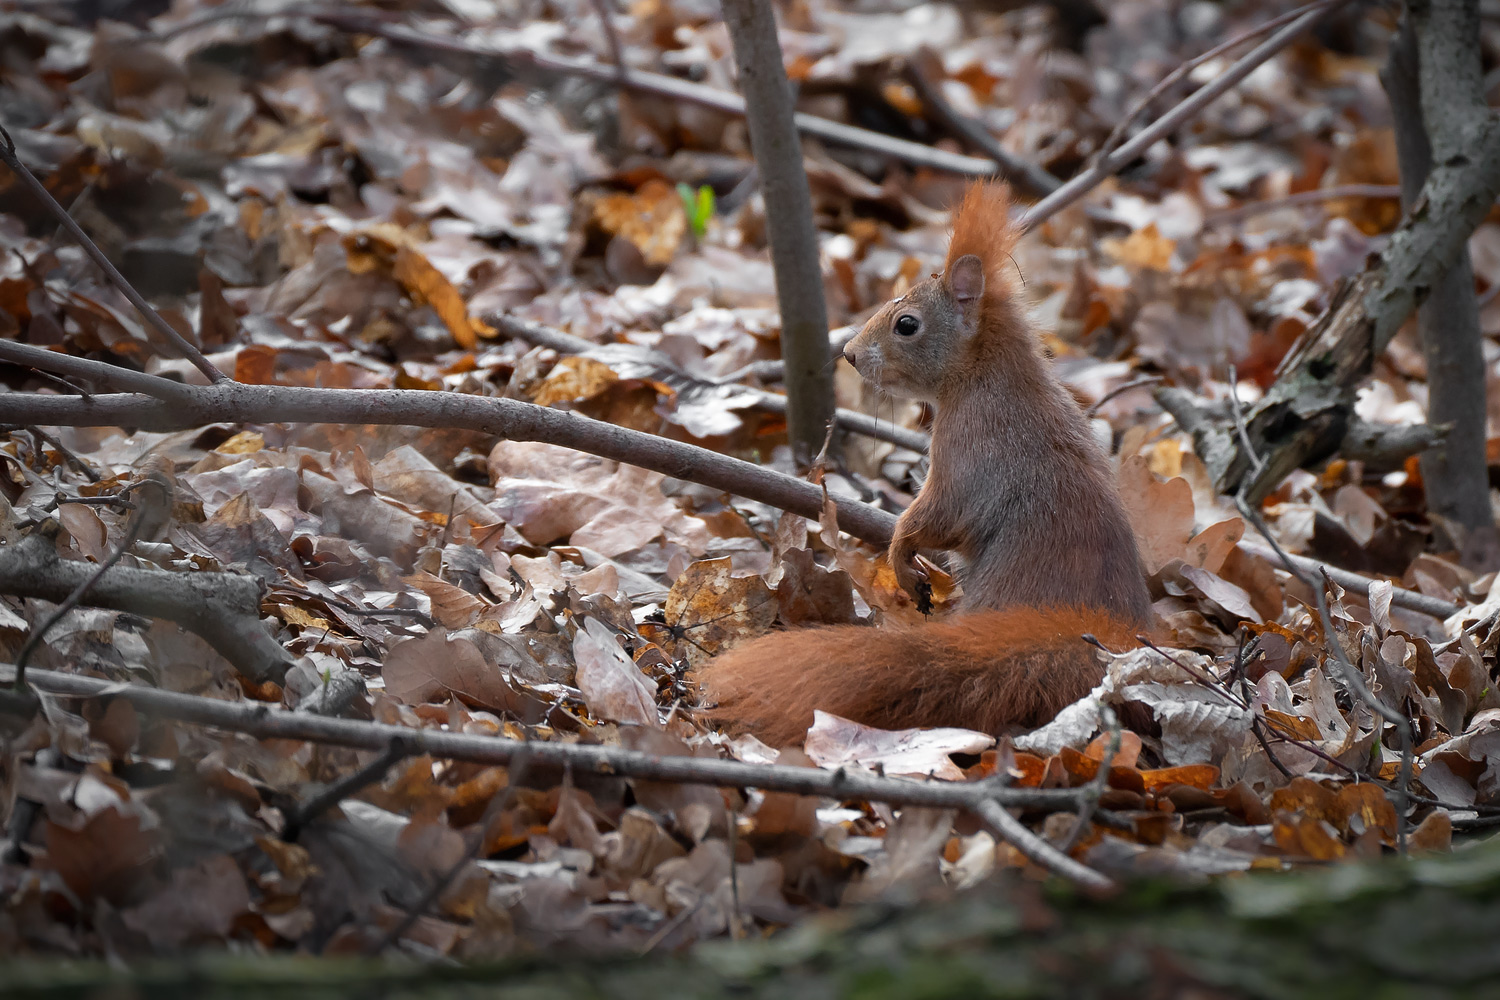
[842, 258, 987, 401]
[842, 183, 1022, 402]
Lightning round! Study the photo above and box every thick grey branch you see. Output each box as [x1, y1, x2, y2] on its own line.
[0, 531, 293, 684]
[0, 378, 901, 547]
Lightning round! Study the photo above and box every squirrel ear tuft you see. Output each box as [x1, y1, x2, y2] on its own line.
[947, 254, 985, 309]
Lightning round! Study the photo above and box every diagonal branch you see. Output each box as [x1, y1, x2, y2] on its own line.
[0, 345, 1458, 620]
[0, 380, 901, 547]
[0, 340, 196, 402]
[0, 124, 228, 385]
[1168, 0, 1500, 503]
[1018, 3, 1338, 232]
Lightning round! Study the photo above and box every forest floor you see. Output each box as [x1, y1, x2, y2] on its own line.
[0, 0, 1497, 973]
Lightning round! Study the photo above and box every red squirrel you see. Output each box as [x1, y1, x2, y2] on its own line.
[695, 183, 1151, 747]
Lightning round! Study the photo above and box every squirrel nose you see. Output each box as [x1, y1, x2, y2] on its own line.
[843, 346, 857, 367]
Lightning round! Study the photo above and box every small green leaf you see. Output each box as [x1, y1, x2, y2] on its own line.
[677, 182, 715, 239]
[695, 184, 716, 232]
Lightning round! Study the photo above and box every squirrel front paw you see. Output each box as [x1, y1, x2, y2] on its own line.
[892, 553, 935, 614]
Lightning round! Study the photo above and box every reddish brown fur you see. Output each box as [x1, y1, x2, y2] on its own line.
[694, 182, 1151, 746]
[696, 607, 1134, 748]
[943, 183, 1020, 317]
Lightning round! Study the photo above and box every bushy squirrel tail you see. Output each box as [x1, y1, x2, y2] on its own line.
[693, 607, 1137, 748]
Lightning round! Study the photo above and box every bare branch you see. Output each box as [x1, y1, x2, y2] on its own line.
[0, 339, 196, 402]
[304, 9, 1004, 178]
[0, 383, 902, 547]
[1018, 4, 1338, 233]
[1057, 705, 1120, 853]
[491, 314, 930, 454]
[903, 48, 1061, 197]
[8, 662, 1119, 888]
[1096, 0, 1345, 164]
[0, 528, 295, 684]
[971, 797, 1113, 892]
[0, 124, 228, 385]
[1237, 539, 1458, 619]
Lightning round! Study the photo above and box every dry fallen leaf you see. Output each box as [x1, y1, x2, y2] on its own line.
[383, 627, 527, 714]
[572, 616, 660, 727]
[803, 711, 994, 780]
[660, 557, 777, 664]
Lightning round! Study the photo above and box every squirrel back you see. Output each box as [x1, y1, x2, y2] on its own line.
[695, 182, 1150, 746]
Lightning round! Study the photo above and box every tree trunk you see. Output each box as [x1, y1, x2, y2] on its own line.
[1382, 9, 1498, 568]
[720, 0, 836, 464]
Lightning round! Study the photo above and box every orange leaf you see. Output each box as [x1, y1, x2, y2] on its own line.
[234, 344, 278, 384]
[1139, 764, 1219, 791]
[394, 246, 478, 349]
[1084, 730, 1142, 768]
[1331, 783, 1398, 842]
[1262, 709, 1323, 742]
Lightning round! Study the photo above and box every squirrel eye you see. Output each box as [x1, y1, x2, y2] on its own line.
[894, 314, 920, 337]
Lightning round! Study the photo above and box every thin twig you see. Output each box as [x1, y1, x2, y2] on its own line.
[26, 369, 94, 399]
[1058, 705, 1120, 853]
[1135, 635, 1248, 709]
[1235, 630, 1294, 780]
[1237, 496, 1411, 854]
[1096, 0, 1345, 163]
[1227, 367, 1265, 476]
[903, 48, 1060, 196]
[725, 795, 743, 940]
[971, 795, 1114, 892]
[587, 0, 629, 84]
[0, 340, 196, 402]
[639, 893, 707, 955]
[0, 123, 227, 385]
[13, 479, 166, 689]
[21, 426, 98, 481]
[369, 749, 532, 954]
[283, 737, 412, 841]
[1018, 3, 1339, 233]
[1206, 184, 1404, 226]
[1084, 375, 1163, 417]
